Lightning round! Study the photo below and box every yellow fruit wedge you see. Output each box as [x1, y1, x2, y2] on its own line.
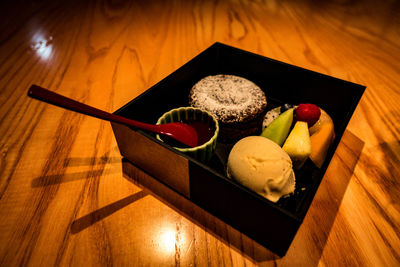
[310, 122, 335, 168]
[282, 121, 311, 169]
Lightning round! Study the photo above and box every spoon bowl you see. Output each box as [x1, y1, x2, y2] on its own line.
[27, 85, 199, 147]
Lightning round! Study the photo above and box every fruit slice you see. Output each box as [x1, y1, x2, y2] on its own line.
[262, 104, 295, 129]
[310, 121, 335, 168]
[260, 108, 294, 146]
[282, 121, 312, 169]
[262, 106, 281, 129]
[296, 103, 321, 127]
[309, 108, 333, 135]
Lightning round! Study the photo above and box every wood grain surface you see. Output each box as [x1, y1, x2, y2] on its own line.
[0, 0, 399, 266]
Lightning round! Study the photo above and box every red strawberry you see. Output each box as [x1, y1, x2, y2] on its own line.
[296, 103, 321, 127]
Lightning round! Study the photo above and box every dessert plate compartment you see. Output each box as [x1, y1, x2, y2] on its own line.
[111, 42, 365, 256]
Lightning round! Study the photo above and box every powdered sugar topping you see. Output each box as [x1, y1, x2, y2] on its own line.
[189, 75, 267, 123]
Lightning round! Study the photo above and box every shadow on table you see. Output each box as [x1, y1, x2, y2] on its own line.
[30, 155, 121, 187]
[121, 129, 364, 264]
[70, 190, 148, 234]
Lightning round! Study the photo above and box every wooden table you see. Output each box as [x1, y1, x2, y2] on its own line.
[1, 0, 399, 266]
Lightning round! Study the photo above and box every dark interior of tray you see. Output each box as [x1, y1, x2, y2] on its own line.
[114, 42, 365, 221]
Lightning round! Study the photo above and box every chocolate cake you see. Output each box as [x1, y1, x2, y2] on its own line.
[189, 74, 267, 142]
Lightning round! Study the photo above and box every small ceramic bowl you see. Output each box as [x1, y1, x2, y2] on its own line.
[156, 107, 219, 162]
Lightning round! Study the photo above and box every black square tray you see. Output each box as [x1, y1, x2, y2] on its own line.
[111, 42, 365, 256]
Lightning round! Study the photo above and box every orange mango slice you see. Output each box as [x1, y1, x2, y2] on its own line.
[310, 122, 335, 168]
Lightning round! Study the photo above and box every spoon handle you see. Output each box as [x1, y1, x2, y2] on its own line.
[27, 85, 155, 131]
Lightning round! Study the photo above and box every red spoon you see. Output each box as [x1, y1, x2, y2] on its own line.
[27, 85, 199, 147]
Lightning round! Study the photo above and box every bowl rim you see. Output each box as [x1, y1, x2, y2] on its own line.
[156, 106, 219, 152]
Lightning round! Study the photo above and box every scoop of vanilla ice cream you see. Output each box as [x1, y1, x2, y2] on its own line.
[227, 136, 295, 202]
